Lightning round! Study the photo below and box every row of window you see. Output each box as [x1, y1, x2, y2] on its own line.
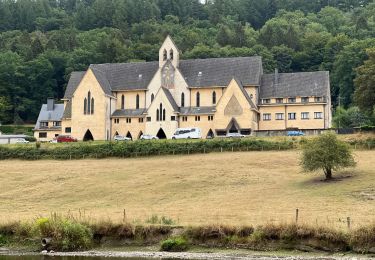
[112, 115, 216, 124]
[262, 112, 323, 121]
[262, 97, 323, 104]
[40, 121, 61, 128]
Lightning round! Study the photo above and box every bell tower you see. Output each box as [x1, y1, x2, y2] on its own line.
[159, 35, 179, 68]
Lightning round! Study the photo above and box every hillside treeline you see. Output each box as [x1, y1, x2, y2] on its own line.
[0, 0, 374, 124]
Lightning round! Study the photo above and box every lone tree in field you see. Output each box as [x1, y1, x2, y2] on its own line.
[300, 132, 356, 180]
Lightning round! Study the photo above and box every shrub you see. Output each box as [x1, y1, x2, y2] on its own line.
[350, 224, 375, 253]
[146, 215, 176, 225]
[25, 136, 36, 142]
[160, 237, 188, 252]
[34, 216, 93, 251]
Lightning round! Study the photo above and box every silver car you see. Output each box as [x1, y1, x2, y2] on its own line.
[140, 134, 158, 140]
[226, 132, 245, 138]
[114, 135, 131, 141]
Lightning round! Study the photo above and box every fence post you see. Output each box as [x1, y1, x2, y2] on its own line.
[221, 147, 223, 153]
[347, 217, 351, 229]
[295, 208, 299, 223]
[232, 146, 234, 152]
[203, 148, 206, 153]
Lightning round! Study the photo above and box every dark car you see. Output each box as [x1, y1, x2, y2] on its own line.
[56, 135, 77, 143]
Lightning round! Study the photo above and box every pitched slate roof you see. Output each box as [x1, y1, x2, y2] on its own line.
[179, 57, 262, 87]
[161, 87, 179, 111]
[232, 77, 258, 110]
[34, 104, 64, 130]
[62, 101, 72, 119]
[260, 71, 330, 99]
[180, 106, 216, 115]
[63, 57, 263, 98]
[111, 109, 146, 117]
[64, 71, 86, 99]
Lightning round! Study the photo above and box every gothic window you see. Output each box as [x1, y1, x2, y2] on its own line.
[84, 98, 87, 115]
[91, 98, 94, 114]
[163, 109, 166, 121]
[196, 92, 200, 107]
[136, 94, 140, 109]
[212, 91, 216, 104]
[121, 95, 125, 109]
[87, 91, 91, 114]
[181, 93, 185, 107]
[156, 109, 159, 121]
[170, 49, 174, 60]
[151, 93, 154, 102]
[159, 103, 163, 121]
[163, 49, 167, 61]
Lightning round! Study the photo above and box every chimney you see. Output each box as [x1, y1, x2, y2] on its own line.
[47, 98, 55, 111]
[274, 68, 279, 85]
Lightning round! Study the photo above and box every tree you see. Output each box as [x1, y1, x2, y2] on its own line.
[300, 132, 356, 180]
[354, 48, 375, 115]
[333, 106, 369, 128]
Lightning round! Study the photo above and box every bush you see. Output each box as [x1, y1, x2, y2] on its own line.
[350, 224, 375, 253]
[34, 216, 93, 251]
[146, 215, 176, 225]
[25, 136, 36, 142]
[160, 237, 188, 252]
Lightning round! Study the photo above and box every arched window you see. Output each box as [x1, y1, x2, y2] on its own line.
[163, 109, 166, 121]
[181, 93, 185, 107]
[156, 109, 159, 121]
[121, 95, 125, 109]
[159, 103, 163, 121]
[91, 98, 94, 114]
[151, 93, 154, 102]
[163, 49, 167, 61]
[87, 91, 91, 114]
[212, 91, 216, 104]
[136, 94, 140, 109]
[196, 92, 200, 107]
[170, 49, 174, 60]
[84, 98, 87, 115]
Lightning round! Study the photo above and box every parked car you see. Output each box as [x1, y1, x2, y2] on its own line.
[287, 131, 305, 136]
[16, 138, 29, 144]
[114, 135, 131, 141]
[56, 135, 77, 143]
[172, 128, 202, 139]
[140, 134, 158, 140]
[49, 139, 58, 143]
[226, 132, 245, 138]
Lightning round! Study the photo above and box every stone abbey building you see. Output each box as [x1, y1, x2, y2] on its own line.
[34, 36, 332, 141]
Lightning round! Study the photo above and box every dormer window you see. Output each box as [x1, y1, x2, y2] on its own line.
[198, 71, 202, 76]
[170, 49, 174, 60]
[288, 97, 296, 103]
[314, 97, 322, 102]
[276, 98, 283, 104]
[163, 49, 167, 61]
[262, 99, 271, 104]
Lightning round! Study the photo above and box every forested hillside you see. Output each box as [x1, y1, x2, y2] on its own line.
[0, 0, 374, 124]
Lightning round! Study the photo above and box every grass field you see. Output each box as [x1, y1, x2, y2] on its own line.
[0, 150, 374, 229]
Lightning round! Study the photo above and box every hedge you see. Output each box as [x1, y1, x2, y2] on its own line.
[0, 138, 294, 160]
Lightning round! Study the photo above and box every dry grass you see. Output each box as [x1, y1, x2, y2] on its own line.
[0, 150, 374, 229]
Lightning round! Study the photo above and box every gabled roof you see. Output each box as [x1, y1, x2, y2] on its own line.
[232, 77, 258, 110]
[161, 87, 179, 112]
[63, 57, 263, 98]
[180, 106, 216, 115]
[64, 71, 85, 99]
[179, 56, 262, 87]
[111, 109, 146, 117]
[260, 71, 329, 99]
[34, 104, 64, 130]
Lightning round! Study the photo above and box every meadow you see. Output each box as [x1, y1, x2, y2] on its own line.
[0, 150, 374, 229]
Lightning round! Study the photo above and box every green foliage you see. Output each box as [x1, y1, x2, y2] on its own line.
[0, 138, 294, 160]
[146, 215, 176, 225]
[354, 48, 375, 115]
[160, 237, 188, 252]
[34, 216, 93, 251]
[300, 132, 356, 179]
[0, 0, 375, 122]
[333, 106, 370, 128]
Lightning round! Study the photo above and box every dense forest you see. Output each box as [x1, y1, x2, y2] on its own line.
[0, 0, 374, 127]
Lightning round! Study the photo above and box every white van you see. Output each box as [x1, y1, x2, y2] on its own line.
[172, 128, 202, 139]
